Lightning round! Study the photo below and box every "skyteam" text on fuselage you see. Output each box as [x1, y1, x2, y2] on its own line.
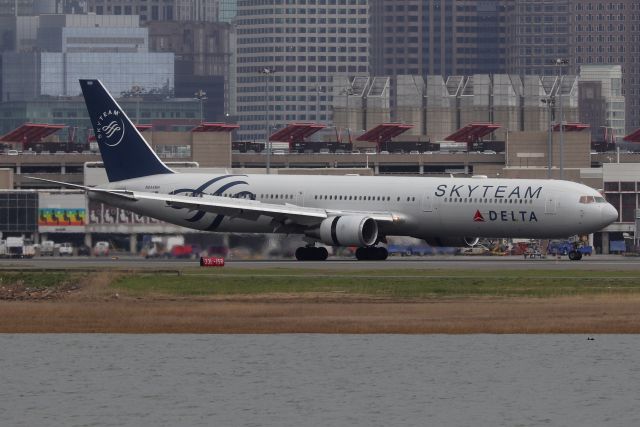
[435, 184, 543, 199]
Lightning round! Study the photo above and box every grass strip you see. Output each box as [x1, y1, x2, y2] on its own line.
[113, 273, 640, 298]
[0, 271, 73, 288]
[181, 268, 640, 279]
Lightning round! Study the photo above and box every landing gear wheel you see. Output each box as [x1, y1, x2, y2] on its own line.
[295, 246, 329, 261]
[355, 246, 388, 261]
[317, 247, 329, 261]
[568, 250, 583, 261]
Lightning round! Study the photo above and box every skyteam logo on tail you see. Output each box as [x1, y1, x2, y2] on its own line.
[95, 109, 125, 147]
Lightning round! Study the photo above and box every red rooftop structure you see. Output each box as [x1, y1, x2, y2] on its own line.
[135, 124, 153, 132]
[191, 122, 240, 133]
[444, 122, 501, 148]
[552, 122, 590, 132]
[356, 123, 413, 151]
[269, 123, 326, 151]
[0, 123, 65, 149]
[623, 128, 640, 143]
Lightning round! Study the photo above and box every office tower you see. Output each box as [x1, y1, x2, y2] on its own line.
[572, 1, 639, 132]
[370, 0, 507, 78]
[235, 0, 370, 141]
[579, 65, 625, 142]
[86, 0, 176, 22]
[217, 0, 236, 23]
[1, 14, 174, 101]
[86, 1, 228, 23]
[505, 0, 572, 76]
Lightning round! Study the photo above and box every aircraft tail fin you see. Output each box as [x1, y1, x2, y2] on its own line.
[79, 79, 173, 182]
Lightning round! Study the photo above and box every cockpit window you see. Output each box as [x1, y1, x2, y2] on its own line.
[579, 195, 596, 204]
[580, 195, 606, 204]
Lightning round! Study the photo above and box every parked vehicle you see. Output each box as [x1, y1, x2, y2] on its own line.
[40, 240, 55, 256]
[59, 242, 74, 256]
[170, 244, 194, 259]
[142, 235, 185, 258]
[94, 241, 110, 256]
[0, 237, 35, 258]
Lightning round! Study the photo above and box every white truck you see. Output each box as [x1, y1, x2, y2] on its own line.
[0, 237, 35, 258]
[40, 240, 55, 256]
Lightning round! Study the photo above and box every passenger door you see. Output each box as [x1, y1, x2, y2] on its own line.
[421, 194, 433, 212]
[545, 195, 557, 214]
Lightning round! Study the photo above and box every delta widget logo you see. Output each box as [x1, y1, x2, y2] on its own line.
[473, 210, 485, 222]
[96, 109, 125, 147]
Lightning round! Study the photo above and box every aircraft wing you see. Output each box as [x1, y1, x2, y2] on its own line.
[27, 177, 396, 226]
[112, 191, 397, 225]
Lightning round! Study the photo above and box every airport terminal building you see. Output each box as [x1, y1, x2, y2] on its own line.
[0, 120, 638, 254]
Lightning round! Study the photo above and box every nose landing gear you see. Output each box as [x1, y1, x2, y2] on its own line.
[355, 246, 388, 261]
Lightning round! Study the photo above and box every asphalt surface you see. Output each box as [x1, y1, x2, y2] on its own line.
[1, 254, 639, 271]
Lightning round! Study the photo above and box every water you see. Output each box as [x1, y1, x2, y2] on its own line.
[0, 335, 639, 427]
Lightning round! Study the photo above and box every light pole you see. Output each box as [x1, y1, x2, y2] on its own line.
[315, 84, 323, 123]
[194, 89, 207, 123]
[341, 87, 355, 133]
[540, 97, 555, 179]
[554, 58, 569, 180]
[260, 67, 276, 174]
[130, 85, 144, 124]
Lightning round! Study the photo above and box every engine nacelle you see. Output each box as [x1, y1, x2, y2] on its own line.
[316, 215, 378, 247]
[424, 237, 480, 247]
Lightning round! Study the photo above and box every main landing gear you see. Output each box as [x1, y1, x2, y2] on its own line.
[355, 246, 388, 261]
[294, 246, 389, 261]
[295, 246, 328, 261]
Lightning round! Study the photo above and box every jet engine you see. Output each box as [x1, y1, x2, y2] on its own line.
[424, 237, 480, 247]
[313, 215, 378, 247]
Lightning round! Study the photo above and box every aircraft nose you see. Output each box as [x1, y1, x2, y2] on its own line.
[602, 203, 618, 225]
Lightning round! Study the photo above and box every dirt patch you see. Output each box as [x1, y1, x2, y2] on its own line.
[2, 295, 640, 333]
[0, 283, 77, 301]
[0, 271, 117, 302]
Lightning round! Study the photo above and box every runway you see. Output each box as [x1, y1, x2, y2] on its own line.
[1, 254, 639, 271]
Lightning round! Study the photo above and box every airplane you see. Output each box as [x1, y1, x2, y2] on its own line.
[32, 79, 618, 261]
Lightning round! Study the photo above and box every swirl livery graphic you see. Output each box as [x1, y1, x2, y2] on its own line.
[95, 109, 125, 147]
[170, 175, 255, 230]
[102, 121, 121, 138]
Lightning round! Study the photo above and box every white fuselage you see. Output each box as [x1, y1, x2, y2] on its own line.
[93, 173, 617, 241]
